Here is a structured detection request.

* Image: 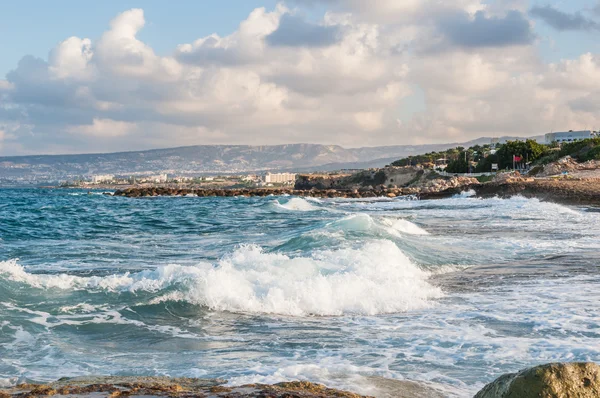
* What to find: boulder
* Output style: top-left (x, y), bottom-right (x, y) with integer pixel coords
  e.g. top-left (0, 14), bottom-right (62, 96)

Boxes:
top-left (475, 362), bottom-right (600, 398)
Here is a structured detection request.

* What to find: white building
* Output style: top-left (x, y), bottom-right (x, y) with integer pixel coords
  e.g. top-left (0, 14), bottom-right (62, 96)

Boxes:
top-left (545, 130), bottom-right (593, 144)
top-left (264, 172), bottom-right (296, 184)
top-left (91, 174), bottom-right (114, 184)
top-left (151, 174), bottom-right (168, 183)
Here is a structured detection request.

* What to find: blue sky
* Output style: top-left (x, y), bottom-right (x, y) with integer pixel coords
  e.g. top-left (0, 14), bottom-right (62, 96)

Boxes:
top-left (1, 0), bottom-right (599, 155)
top-left (0, 1), bottom-right (279, 77)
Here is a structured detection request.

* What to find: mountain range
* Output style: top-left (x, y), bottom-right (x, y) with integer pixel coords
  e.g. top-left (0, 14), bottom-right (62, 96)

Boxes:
top-left (0, 136), bottom-right (542, 183)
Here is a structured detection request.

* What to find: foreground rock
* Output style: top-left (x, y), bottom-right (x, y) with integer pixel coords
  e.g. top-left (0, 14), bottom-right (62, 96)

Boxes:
top-left (0, 376), bottom-right (371, 397)
top-left (475, 363), bottom-right (600, 398)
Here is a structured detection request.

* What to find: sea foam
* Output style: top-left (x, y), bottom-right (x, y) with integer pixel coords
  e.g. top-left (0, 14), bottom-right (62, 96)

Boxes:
top-left (329, 214), bottom-right (430, 236)
top-left (0, 241), bottom-right (442, 316)
top-left (274, 197), bottom-right (320, 212)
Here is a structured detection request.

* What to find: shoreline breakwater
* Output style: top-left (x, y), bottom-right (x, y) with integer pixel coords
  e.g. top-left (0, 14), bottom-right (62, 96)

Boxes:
top-left (111, 178), bottom-right (600, 206)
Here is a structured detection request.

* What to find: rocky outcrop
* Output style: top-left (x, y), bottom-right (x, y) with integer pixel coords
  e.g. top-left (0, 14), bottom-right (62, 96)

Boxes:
top-left (537, 156), bottom-right (600, 177)
top-left (0, 376), bottom-right (371, 398)
top-left (475, 362), bottom-right (600, 398)
top-left (413, 176), bottom-right (479, 192)
top-left (492, 171), bottom-right (533, 184)
top-left (108, 176), bottom-right (600, 205)
top-left (473, 179), bottom-right (600, 204)
top-left (295, 167), bottom-right (430, 191)
top-left (295, 173), bottom-right (354, 190)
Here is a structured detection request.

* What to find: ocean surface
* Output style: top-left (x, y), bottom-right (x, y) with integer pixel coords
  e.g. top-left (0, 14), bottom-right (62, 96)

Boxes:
top-left (0, 188), bottom-right (599, 397)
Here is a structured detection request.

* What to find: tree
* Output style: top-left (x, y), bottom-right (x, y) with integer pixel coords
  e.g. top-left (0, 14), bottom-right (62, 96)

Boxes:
top-left (494, 139), bottom-right (547, 169)
top-left (446, 153), bottom-right (469, 173)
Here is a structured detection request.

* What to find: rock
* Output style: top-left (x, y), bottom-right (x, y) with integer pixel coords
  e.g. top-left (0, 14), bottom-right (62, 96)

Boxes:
top-left (475, 362), bottom-right (600, 398)
top-left (0, 377), bottom-right (372, 398)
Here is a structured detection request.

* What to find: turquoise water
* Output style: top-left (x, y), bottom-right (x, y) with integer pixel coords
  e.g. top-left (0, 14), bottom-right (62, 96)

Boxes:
top-left (1, 189), bottom-right (599, 397)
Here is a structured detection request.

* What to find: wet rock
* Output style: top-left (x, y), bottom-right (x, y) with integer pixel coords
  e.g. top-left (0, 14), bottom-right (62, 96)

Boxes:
top-left (475, 362), bottom-right (600, 398)
top-left (0, 376), bottom-right (373, 398)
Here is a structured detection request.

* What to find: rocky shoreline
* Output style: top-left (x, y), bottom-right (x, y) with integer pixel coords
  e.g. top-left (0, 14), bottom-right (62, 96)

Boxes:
top-left (0, 377), bottom-right (369, 398)
top-left (112, 187), bottom-right (416, 199)
top-left (110, 177), bottom-right (600, 206)
top-left (2, 362), bottom-right (597, 397)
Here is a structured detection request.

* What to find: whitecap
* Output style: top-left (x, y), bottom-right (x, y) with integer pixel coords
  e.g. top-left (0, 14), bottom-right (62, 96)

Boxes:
top-left (0, 241), bottom-right (442, 317)
top-left (274, 197), bottom-right (320, 212)
top-left (381, 218), bottom-right (429, 236)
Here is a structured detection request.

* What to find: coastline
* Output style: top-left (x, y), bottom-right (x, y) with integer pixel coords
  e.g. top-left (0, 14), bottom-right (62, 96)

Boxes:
top-left (3, 362), bottom-right (598, 397)
top-left (0, 377), bottom-right (371, 398)
top-left (106, 178), bottom-right (600, 206)
top-left (420, 178), bottom-right (600, 206)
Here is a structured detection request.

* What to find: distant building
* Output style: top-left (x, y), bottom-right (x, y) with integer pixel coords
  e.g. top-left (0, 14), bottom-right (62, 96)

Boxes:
top-left (241, 174), bottom-right (259, 182)
top-left (91, 174), bottom-right (114, 184)
top-left (264, 172), bottom-right (296, 184)
top-left (545, 130), bottom-right (593, 144)
top-left (151, 174), bottom-right (168, 183)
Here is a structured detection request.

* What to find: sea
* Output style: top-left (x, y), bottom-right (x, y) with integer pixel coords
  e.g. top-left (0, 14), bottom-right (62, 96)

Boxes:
top-left (0, 188), bottom-right (599, 397)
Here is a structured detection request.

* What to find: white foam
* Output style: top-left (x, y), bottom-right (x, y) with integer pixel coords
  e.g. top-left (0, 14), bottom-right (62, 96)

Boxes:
top-left (59, 303), bottom-right (105, 313)
top-left (0, 241), bottom-right (441, 316)
top-left (275, 197), bottom-right (320, 212)
top-left (0, 378), bottom-right (17, 388)
top-left (329, 214), bottom-right (375, 232)
top-left (329, 214), bottom-right (429, 237)
top-left (453, 189), bottom-right (477, 198)
top-left (226, 362), bottom-right (382, 397)
top-left (382, 218), bottom-right (429, 236)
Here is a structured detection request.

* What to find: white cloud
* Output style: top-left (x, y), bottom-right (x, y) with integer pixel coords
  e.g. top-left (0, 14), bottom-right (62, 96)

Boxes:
top-left (1, 3), bottom-right (599, 155)
top-left (95, 9), bottom-right (182, 80)
top-left (49, 37), bottom-right (94, 80)
top-left (354, 111), bottom-right (383, 131)
top-left (67, 118), bottom-right (137, 137)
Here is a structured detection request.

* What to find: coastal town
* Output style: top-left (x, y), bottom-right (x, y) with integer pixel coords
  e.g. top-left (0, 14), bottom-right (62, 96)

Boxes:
top-left (34, 130), bottom-right (598, 206)
top-left (23, 130), bottom-right (590, 190)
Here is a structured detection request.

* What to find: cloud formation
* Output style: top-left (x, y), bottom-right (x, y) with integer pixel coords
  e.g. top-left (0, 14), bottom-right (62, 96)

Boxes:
top-left (266, 14), bottom-right (341, 47)
top-left (530, 5), bottom-right (600, 31)
top-left (438, 10), bottom-right (534, 48)
top-left (1, 2), bottom-right (599, 155)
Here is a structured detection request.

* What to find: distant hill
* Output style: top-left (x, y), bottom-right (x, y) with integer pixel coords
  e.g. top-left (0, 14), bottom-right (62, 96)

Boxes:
top-left (0, 136), bottom-right (543, 183)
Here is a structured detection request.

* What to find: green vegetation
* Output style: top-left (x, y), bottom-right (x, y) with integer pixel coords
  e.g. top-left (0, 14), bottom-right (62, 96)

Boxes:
top-left (558, 138), bottom-right (600, 161)
top-left (372, 170), bottom-right (387, 185)
top-left (391, 144), bottom-right (492, 168)
top-left (476, 175), bottom-right (495, 183)
top-left (391, 138), bottom-right (600, 174)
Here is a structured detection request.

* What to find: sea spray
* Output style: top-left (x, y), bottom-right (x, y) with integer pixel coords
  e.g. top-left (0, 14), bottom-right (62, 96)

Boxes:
top-left (0, 241), bottom-right (441, 316)
top-left (273, 197), bottom-right (321, 212)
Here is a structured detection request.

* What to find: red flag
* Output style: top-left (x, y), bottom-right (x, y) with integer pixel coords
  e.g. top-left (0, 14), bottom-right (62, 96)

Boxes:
top-left (513, 155), bottom-right (522, 162)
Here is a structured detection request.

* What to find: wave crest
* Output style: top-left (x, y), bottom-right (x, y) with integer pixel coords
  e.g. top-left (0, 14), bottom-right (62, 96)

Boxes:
top-left (0, 241), bottom-right (441, 316)
top-left (274, 197), bottom-right (321, 212)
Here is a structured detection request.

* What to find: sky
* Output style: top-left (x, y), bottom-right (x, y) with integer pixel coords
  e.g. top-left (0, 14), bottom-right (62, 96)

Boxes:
top-left (1, 0), bottom-right (600, 155)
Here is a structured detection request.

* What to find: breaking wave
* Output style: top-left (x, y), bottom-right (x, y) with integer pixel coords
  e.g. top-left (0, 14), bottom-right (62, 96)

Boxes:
top-left (328, 214), bottom-right (429, 236)
top-left (273, 197), bottom-right (321, 212)
top-left (0, 241), bottom-right (442, 316)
